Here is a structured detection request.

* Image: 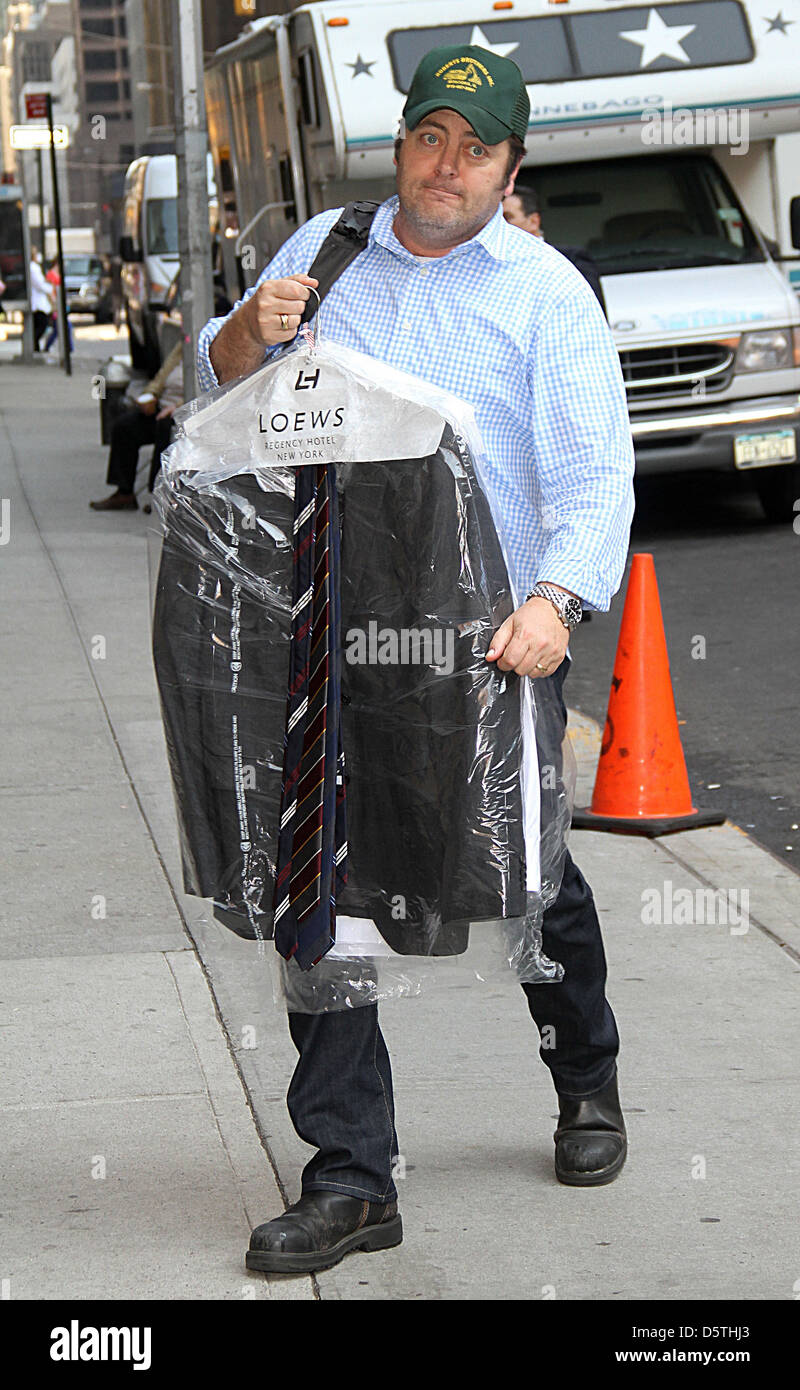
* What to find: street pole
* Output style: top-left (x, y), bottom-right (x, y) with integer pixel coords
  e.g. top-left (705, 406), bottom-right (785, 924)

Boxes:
top-left (45, 93), bottom-right (70, 377)
top-left (18, 155), bottom-right (36, 362)
top-left (170, 0), bottom-right (213, 400)
top-left (36, 147), bottom-right (45, 256)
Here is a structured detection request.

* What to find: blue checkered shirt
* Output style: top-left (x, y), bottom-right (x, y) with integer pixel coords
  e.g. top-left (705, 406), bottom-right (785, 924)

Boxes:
top-left (197, 197), bottom-right (634, 609)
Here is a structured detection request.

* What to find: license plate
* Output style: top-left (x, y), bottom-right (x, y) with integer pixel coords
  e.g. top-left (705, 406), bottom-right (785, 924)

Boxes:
top-left (733, 429), bottom-right (797, 468)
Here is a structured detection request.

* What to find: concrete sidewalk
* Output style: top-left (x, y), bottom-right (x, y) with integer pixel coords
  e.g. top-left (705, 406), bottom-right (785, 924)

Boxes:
top-left (0, 359), bottom-right (313, 1301)
top-left (1, 360), bottom-right (798, 1301)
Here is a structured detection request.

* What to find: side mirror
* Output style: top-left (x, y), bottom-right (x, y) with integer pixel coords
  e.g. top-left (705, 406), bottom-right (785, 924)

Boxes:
top-left (790, 196), bottom-right (800, 252)
top-left (119, 235), bottom-right (137, 263)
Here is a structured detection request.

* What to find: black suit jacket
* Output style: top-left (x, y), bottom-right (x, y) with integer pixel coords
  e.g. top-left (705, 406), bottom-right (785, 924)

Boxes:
top-left (555, 244), bottom-right (607, 317)
top-left (152, 424), bottom-right (527, 958)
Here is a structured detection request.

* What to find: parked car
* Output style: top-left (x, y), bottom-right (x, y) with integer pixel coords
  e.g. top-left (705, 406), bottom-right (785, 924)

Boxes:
top-left (63, 253), bottom-right (114, 323)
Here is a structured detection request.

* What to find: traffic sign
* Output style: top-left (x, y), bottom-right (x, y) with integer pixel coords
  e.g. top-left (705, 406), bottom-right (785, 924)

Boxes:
top-left (24, 92), bottom-right (48, 120)
top-left (10, 124), bottom-right (70, 149)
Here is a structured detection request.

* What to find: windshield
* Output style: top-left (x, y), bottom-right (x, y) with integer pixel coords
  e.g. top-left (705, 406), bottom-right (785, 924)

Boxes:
top-left (64, 256), bottom-right (102, 277)
top-left (520, 155), bottom-right (764, 274)
top-left (145, 197), bottom-right (179, 257)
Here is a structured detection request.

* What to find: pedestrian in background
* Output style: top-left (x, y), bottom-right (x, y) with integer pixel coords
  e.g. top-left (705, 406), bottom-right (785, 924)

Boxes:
top-left (503, 182), bottom-right (607, 314)
top-left (43, 257), bottom-right (74, 355)
top-left (29, 246), bottom-right (53, 350)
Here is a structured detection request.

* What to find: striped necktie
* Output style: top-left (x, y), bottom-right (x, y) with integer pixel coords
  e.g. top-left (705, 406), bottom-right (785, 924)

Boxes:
top-left (273, 464), bottom-right (347, 969)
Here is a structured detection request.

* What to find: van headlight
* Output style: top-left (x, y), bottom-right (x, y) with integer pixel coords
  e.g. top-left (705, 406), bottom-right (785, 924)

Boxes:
top-left (735, 328), bottom-right (798, 372)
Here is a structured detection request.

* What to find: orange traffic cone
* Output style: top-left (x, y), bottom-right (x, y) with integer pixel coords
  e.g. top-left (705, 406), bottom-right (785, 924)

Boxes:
top-left (572, 553), bottom-right (725, 835)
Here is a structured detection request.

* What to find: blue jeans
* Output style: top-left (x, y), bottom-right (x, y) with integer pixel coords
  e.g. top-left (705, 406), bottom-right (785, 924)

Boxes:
top-left (288, 1006), bottom-right (401, 1203)
top-left (43, 314), bottom-right (74, 352)
top-left (285, 659), bottom-right (619, 1202)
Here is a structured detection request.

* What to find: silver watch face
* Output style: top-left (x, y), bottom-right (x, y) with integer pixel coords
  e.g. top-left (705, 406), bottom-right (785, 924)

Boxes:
top-left (563, 596), bottom-right (582, 628)
top-left (534, 585), bottom-right (582, 628)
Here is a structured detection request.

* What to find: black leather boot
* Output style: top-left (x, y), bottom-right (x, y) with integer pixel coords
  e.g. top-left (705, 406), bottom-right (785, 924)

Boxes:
top-left (246, 1191), bottom-right (403, 1275)
top-left (554, 1071), bottom-right (627, 1186)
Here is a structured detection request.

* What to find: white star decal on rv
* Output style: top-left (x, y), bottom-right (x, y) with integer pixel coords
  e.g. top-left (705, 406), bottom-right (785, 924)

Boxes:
top-left (468, 25), bottom-right (520, 58)
top-left (619, 9), bottom-right (696, 67)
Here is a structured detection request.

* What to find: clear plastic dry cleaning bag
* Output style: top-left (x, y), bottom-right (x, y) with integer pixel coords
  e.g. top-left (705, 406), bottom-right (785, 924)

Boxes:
top-left (151, 335), bottom-right (573, 1011)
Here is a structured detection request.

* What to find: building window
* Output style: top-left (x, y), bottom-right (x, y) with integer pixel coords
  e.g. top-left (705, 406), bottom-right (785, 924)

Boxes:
top-left (84, 50), bottom-right (118, 71)
top-left (23, 43), bottom-right (52, 83)
top-left (85, 81), bottom-right (124, 103)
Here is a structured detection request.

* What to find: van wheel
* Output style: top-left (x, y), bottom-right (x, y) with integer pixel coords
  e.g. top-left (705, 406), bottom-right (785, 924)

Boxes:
top-left (127, 311), bottom-right (151, 372)
top-left (753, 462), bottom-right (800, 524)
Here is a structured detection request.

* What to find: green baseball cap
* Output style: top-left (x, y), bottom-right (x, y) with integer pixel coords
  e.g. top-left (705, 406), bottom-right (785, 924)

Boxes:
top-left (402, 44), bottom-right (530, 146)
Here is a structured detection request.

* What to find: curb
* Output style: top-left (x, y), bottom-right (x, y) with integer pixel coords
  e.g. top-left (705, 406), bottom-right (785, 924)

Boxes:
top-left (567, 707), bottom-right (800, 961)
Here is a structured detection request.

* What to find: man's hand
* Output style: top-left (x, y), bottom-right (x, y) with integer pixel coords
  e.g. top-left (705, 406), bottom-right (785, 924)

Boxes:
top-left (156, 404), bottom-right (176, 420)
top-left (210, 273), bottom-right (319, 384)
top-left (243, 273), bottom-right (320, 346)
top-left (486, 597), bottom-right (569, 679)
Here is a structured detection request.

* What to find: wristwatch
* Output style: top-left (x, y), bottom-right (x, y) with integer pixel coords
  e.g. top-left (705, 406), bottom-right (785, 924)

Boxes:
top-left (526, 582), bottom-right (583, 631)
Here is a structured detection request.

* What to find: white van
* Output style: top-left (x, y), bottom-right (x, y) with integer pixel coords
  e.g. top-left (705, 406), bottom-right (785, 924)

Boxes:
top-left (120, 154), bottom-right (179, 372)
top-left (205, 0), bottom-right (800, 521)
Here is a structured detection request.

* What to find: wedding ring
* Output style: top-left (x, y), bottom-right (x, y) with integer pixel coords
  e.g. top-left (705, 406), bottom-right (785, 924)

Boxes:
top-left (535, 662), bottom-right (549, 672)
top-left (279, 313), bottom-right (289, 330)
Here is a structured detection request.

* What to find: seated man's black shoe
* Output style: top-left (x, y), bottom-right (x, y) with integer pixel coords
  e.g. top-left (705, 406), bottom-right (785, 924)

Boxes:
top-left (89, 491), bottom-right (137, 511)
top-left (246, 1191), bottom-right (402, 1275)
top-left (554, 1071), bottom-right (627, 1187)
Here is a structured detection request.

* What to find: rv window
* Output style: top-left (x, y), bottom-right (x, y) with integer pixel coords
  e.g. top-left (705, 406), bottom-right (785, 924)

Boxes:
top-left (298, 49), bottom-right (320, 128)
top-left (279, 158), bottom-right (296, 223)
top-left (387, 1), bottom-right (753, 90)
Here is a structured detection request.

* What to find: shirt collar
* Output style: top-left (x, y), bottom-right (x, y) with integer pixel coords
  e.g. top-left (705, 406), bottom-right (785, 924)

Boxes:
top-left (370, 195), bottom-right (528, 266)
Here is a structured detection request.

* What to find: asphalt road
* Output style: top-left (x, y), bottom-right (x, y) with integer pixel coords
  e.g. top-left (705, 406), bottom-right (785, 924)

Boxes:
top-left (567, 466), bottom-right (800, 868)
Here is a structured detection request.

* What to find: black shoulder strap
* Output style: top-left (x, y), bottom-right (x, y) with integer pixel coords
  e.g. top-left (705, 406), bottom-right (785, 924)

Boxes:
top-left (300, 200), bottom-right (380, 324)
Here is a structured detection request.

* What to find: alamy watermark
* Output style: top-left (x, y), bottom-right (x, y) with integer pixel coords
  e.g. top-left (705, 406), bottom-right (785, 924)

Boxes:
top-left (641, 102), bottom-right (749, 155)
top-left (345, 622), bottom-right (454, 675)
top-left (641, 879), bottom-right (749, 934)
top-left (50, 1322), bottom-right (151, 1370)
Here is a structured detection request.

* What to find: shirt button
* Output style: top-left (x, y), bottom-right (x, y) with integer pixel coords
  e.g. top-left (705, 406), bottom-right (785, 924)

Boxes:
top-left (402, 320), bottom-right (412, 331)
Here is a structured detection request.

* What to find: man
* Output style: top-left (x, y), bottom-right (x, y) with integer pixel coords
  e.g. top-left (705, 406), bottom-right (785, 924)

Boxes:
top-left (29, 246), bottom-right (54, 351)
top-left (43, 257), bottom-right (74, 355)
top-left (503, 182), bottom-right (606, 312)
top-left (196, 44), bottom-right (634, 1274)
top-left (90, 341), bottom-right (183, 510)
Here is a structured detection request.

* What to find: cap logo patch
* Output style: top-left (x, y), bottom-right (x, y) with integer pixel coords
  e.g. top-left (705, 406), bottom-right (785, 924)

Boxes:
top-left (435, 56), bottom-right (494, 94)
